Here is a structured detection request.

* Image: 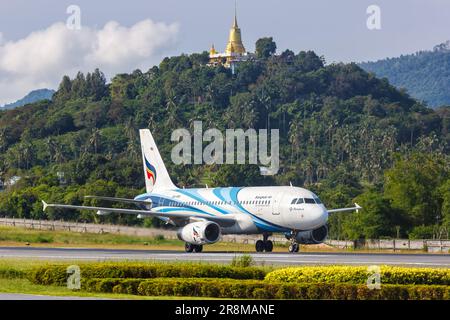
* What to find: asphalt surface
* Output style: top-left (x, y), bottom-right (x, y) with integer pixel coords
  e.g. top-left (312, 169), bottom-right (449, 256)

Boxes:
top-left (0, 293), bottom-right (109, 300)
top-left (0, 247), bottom-right (449, 267)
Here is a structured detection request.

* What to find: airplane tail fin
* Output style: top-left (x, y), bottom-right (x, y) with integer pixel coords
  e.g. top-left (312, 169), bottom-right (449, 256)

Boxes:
top-left (139, 129), bottom-right (177, 192)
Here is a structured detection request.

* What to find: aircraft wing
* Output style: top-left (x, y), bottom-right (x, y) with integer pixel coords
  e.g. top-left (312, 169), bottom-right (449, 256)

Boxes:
top-left (41, 200), bottom-right (236, 227)
top-left (327, 203), bottom-right (362, 213)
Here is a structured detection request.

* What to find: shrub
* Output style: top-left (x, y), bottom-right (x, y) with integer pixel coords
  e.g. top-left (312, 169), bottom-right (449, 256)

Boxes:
top-left (0, 267), bottom-right (26, 279)
top-left (231, 254), bottom-right (254, 268)
top-left (265, 266), bottom-right (450, 285)
top-left (28, 262), bottom-right (266, 285)
top-left (82, 277), bottom-right (450, 300)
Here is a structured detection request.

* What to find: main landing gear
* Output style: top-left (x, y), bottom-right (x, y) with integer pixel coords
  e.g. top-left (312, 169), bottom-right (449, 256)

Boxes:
top-left (288, 230), bottom-right (300, 253)
top-left (255, 233), bottom-right (273, 252)
top-left (185, 242), bottom-right (203, 253)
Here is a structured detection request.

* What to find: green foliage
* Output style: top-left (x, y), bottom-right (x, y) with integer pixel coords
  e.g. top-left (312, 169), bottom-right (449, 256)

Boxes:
top-left (255, 37), bottom-right (277, 58)
top-left (408, 225), bottom-right (436, 240)
top-left (211, 164), bottom-right (273, 187)
top-left (82, 277), bottom-right (450, 300)
top-left (265, 266), bottom-right (450, 285)
top-left (360, 43), bottom-right (450, 107)
top-left (0, 267), bottom-right (27, 279)
top-left (0, 225), bottom-right (180, 246)
top-left (341, 190), bottom-right (395, 239)
top-left (0, 47), bottom-right (448, 236)
top-left (25, 262), bottom-right (450, 299)
top-left (384, 153), bottom-right (448, 229)
top-left (28, 263), bottom-right (266, 286)
top-left (231, 254), bottom-right (254, 267)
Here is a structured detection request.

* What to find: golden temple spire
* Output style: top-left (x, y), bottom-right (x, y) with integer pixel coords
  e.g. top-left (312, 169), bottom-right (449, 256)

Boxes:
top-left (226, 1), bottom-right (246, 55)
top-left (233, 1), bottom-right (238, 28)
top-left (210, 44), bottom-right (217, 56)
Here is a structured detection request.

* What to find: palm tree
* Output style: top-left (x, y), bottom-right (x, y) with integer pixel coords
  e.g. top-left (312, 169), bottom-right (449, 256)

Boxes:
top-left (288, 118), bottom-right (303, 164)
top-left (125, 118), bottom-right (139, 160)
top-left (0, 128), bottom-right (7, 153)
top-left (165, 92), bottom-right (182, 128)
top-left (46, 137), bottom-right (56, 163)
top-left (89, 128), bottom-right (101, 154)
top-left (53, 143), bottom-right (66, 164)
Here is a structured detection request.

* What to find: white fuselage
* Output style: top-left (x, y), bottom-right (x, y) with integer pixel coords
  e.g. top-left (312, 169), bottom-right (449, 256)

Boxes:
top-left (135, 186), bottom-right (328, 235)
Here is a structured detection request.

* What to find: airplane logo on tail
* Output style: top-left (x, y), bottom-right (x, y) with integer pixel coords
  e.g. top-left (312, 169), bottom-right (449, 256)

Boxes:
top-left (144, 156), bottom-right (157, 184)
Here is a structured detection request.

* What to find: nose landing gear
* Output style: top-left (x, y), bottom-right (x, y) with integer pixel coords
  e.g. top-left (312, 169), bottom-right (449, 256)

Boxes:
top-left (288, 243), bottom-right (299, 253)
top-left (185, 242), bottom-right (203, 253)
top-left (287, 230), bottom-right (300, 253)
top-left (255, 233), bottom-right (273, 252)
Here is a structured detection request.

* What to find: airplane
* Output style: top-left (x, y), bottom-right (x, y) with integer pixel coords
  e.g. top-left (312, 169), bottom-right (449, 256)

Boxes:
top-left (42, 129), bottom-right (361, 253)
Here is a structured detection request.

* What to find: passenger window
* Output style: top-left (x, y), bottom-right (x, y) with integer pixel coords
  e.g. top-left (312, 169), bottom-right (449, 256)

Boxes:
top-left (291, 198), bottom-right (297, 204)
top-left (296, 198), bottom-right (304, 204)
top-left (304, 198), bottom-right (315, 204)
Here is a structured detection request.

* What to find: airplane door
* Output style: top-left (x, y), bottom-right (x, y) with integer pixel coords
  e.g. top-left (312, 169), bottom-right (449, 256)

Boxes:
top-left (272, 193), bottom-right (283, 215)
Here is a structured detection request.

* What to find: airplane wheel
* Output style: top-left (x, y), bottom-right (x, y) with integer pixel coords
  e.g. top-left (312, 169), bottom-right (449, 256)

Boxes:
top-left (264, 240), bottom-right (273, 252)
top-left (185, 243), bottom-right (194, 253)
top-left (193, 245), bottom-right (203, 253)
top-left (255, 240), bottom-right (265, 252)
top-left (288, 243), bottom-right (298, 253)
top-left (295, 244), bottom-right (300, 252)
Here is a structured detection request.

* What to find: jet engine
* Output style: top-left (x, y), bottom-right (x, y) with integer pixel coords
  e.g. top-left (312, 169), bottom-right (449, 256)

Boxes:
top-left (177, 221), bottom-right (221, 245)
top-left (294, 225), bottom-right (328, 244)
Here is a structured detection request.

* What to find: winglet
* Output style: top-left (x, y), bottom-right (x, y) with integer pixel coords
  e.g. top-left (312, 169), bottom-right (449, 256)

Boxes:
top-left (355, 203), bottom-right (362, 213)
top-left (42, 200), bottom-right (48, 211)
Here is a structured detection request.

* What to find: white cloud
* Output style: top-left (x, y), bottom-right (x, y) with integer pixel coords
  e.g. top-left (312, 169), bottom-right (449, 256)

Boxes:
top-left (0, 20), bottom-right (179, 105)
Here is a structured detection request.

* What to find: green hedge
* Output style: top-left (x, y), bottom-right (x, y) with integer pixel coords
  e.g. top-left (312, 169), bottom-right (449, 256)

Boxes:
top-left (82, 277), bottom-right (450, 300)
top-left (0, 267), bottom-right (26, 279)
top-left (29, 263), bottom-right (266, 285)
top-left (265, 266), bottom-right (450, 285)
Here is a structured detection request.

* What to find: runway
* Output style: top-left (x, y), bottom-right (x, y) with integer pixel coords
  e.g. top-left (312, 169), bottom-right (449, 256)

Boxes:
top-left (1, 247), bottom-right (449, 267)
top-left (0, 293), bottom-right (109, 300)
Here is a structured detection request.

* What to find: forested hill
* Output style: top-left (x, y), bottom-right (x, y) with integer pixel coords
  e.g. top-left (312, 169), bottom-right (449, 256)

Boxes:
top-left (1, 89), bottom-right (55, 110)
top-left (360, 42), bottom-right (450, 108)
top-left (0, 44), bottom-right (448, 240)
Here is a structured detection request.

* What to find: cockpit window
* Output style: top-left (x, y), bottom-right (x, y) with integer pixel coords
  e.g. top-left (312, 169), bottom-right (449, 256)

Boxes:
top-left (291, 198), bottom-right (297, 204)
top-left (296, 198), bottom-right (304, 204)
top-left (314, 197), bottom-right (322, 204)
top-left (304, 198), bottom-right (316, 204)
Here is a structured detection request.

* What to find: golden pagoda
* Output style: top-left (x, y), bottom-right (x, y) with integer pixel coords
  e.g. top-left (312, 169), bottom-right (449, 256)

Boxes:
top-left (225, 13), bottom-right (246, 55)
top-left (208, 6), bottom-right (252, 68)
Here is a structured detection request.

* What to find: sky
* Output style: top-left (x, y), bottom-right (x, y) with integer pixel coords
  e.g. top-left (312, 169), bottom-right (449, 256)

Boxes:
top-left (0, 0), bottom-right (449, 105)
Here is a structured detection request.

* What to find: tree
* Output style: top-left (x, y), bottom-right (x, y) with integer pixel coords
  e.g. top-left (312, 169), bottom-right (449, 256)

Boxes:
top-left (341, 190), bottom-right (395, 239)
top-left (54, 75), bottom-right (72, 101)
top-left (87, 68), bottom-right (108, 101)
top-left (384, 153), bottom-right (448, 227)
top-left (255, 37), bottom-right (277, 59)
top-left (211, 165), bottom-right (273, 187)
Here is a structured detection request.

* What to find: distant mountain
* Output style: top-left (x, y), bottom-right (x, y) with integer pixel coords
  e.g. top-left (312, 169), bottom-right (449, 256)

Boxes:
top-left (360, 41), bottom-right (450, 108)
top-left (1, 88), bottom-right (55, 110)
